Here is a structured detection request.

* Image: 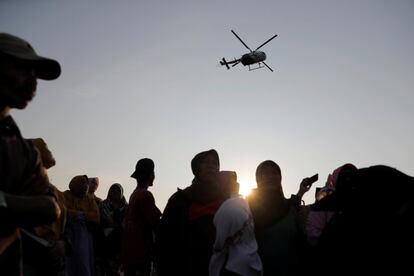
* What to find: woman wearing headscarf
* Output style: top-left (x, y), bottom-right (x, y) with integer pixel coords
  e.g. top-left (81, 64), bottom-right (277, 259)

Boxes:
top-left (312, 165), bottom-right (414, 276)
top-left (100, 183), bottom-right (128, 276)
top-left (246, 161), bottom-right (311, 276)
top-left (306, 163), bottom-right (357, 246)
top-left (156, 149), bottom-right (225, 276)
top-left (63, 175), bottom-right (100, 276)
top-left (210, 171), bottom-right (262, 276)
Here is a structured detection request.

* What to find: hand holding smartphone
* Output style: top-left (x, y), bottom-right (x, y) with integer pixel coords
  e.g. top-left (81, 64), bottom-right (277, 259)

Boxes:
top-left (308, 173), bottom-right (319, 185)
top-left (302, 173), bottom-right (318, 188)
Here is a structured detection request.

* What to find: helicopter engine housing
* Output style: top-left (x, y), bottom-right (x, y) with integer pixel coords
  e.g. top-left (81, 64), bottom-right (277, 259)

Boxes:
top-left (241, 51), bottom-right (266, 66)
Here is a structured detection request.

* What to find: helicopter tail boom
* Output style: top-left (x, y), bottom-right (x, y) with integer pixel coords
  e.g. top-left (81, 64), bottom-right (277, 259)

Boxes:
top-left (220, 57), bottom-right (241, 70)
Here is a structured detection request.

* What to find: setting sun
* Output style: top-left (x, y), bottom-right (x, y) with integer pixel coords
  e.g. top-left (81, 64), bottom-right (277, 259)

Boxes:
top-left (238, 179), bottom-right (256, 198)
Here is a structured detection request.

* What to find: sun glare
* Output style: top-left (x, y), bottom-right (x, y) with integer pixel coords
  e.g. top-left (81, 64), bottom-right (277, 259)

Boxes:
top-left (238, 179), bottom-right (256, 198)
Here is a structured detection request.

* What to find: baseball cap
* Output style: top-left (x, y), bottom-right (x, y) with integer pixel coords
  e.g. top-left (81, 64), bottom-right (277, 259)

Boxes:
top-left (0, 33), bottom-right (61, 80)
top-left (131, 158), bottom-right (154, 179)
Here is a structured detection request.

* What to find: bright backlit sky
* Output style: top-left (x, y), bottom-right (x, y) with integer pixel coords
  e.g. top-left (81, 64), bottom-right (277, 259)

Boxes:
top-left (1, 0), bottom-right (413, 210)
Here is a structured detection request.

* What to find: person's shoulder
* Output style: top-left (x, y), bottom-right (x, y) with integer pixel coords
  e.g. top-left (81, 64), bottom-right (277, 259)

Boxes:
top-left (131, 188), bottom-right (155, 201)
top-left (246, 188), bottom-right (261, 207)
top-left (95, 196), bottom-right (103, 204)
top-left (62, 190), bottom-right (72, 200)
top-left (288, 194), bottom-right (302, 209)
top-left (0, 116), bottom-right (21, 137)
top-left (136, 188), bottom-right (153, 195)
top-left (164, 187), bottom-right (191, 209)
top-left (169, 187), bottom-right (190, 201)
top-left (88, 194), bottom-right (100, 204)
top-left (161, 187), bottom-right (191, 218)
top-left (233, 196), bottom-right (249, 207)
top-left (142, 189), bottom-right (156, 200)
top-left (221, 197), bottom-right (249, 215)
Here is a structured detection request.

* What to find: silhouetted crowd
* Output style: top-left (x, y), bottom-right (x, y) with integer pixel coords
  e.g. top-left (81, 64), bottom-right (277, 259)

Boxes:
top-left (1, 33), bottom-right (413, 276)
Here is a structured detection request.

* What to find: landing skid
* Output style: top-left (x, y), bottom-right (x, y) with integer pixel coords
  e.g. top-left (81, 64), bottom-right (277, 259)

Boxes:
top-left (248, 62), bottom-right (274, 72)
top-left (248, 63), bottom-right (265, 71)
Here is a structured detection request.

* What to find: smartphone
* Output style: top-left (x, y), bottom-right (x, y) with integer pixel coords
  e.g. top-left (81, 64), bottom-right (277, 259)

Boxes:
top-left (308, 173), bottom-right (319, 185)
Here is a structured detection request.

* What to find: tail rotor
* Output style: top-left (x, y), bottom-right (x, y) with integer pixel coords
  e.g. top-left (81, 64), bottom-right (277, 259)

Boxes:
top-left (220, 58), bottom-right (230, 69)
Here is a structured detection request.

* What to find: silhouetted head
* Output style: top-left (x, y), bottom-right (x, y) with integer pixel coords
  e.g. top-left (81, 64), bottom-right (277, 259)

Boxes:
top-left (331, 163), bottom-right (357, 189)
top-left (256, 160), bottom-right (282, 191)
top-left (0, 33), bottom-right (60, 110)
top-left (69, 175), bottom-right (89, 198)
top-left (30, 137), bottom-right (56, 169)
top-left (315, 163), bottom-right (357, 201)
top-left (107, 183), bottom-right (124, 203)
top-left (88, 177), bottom-right (99, 194)
top-left (191, 149), bottom-right (220, 184)
top-left (218, 171), bottom-right (240, 197)
top-left (314, 165), bottom-right (414, 214)
top-left (336, 165), bottom-right (413, 212)
top-left (131, 158), bottom-right (155, 188)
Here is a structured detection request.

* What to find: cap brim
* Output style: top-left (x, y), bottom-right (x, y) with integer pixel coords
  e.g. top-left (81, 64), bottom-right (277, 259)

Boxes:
top-left (3, 51), bottom-right (61, 80)
top-left (0, 33), bottom-right (61, 80)
top-left (29, 57), bottom-right (61, 80)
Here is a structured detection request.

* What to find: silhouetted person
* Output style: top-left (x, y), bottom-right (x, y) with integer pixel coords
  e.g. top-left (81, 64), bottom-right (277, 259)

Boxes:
top-left (306, 164), bottom-right (357, 246)
top-left (0, 33), bottom-right (61, 275)
top-left (88, 177), bottom-right (103, 206)
top-left (22, 138), bottom-right (67, 276)
top-left (312, 165), bottom-right (414, 276)
top-left (210, 171), bottom-right (262, 276)
top-left (247, 160), bottom-right (310, 276)
top-left (63, 175), bottom-right (100, 276)
top-left (100, 183), bottom-right (127, 276)
top-left (156, 149), bottom-right (224, 276)
top-left (122, 158), bottom-right (161, 276)
top-left (86, 176), bottom-right (104, 275)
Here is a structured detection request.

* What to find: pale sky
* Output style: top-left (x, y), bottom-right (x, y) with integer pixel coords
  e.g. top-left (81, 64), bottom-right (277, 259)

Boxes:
top-left (1, 0), bottom-right (413, 210)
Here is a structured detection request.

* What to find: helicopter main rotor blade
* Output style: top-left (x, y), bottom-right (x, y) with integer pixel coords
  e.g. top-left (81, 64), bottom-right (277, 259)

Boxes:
top-left (255, 34), bottom-right (278, 51)
top-left (262, 61), bottom-right (274, 72)
top-left (231, 30), bottom-right (252, 52)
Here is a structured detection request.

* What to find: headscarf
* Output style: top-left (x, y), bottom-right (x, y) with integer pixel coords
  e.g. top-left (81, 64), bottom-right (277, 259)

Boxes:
top-left (218, 171), bottom-right (239, 197)
top-left (87, 177), bottom-right (99, 193)
top-left (191, 149), bottom-right (219, 177)
top-left (316, 163), bottom-right (357, 201)
top-left (331, 163), bottom-right (357, 188)
top-left (186, 149), bottom-right (222, 204)
top-left (107, 183), bottom-right (124, 199)
top-left (106, 183), bottom-right (127, 205)
top-left (68, 175), bottom-right (89, 198)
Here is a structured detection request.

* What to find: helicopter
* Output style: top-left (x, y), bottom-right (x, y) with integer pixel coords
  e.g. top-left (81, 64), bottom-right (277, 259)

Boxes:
top-left (220, 30), bottom-right (277, 72)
